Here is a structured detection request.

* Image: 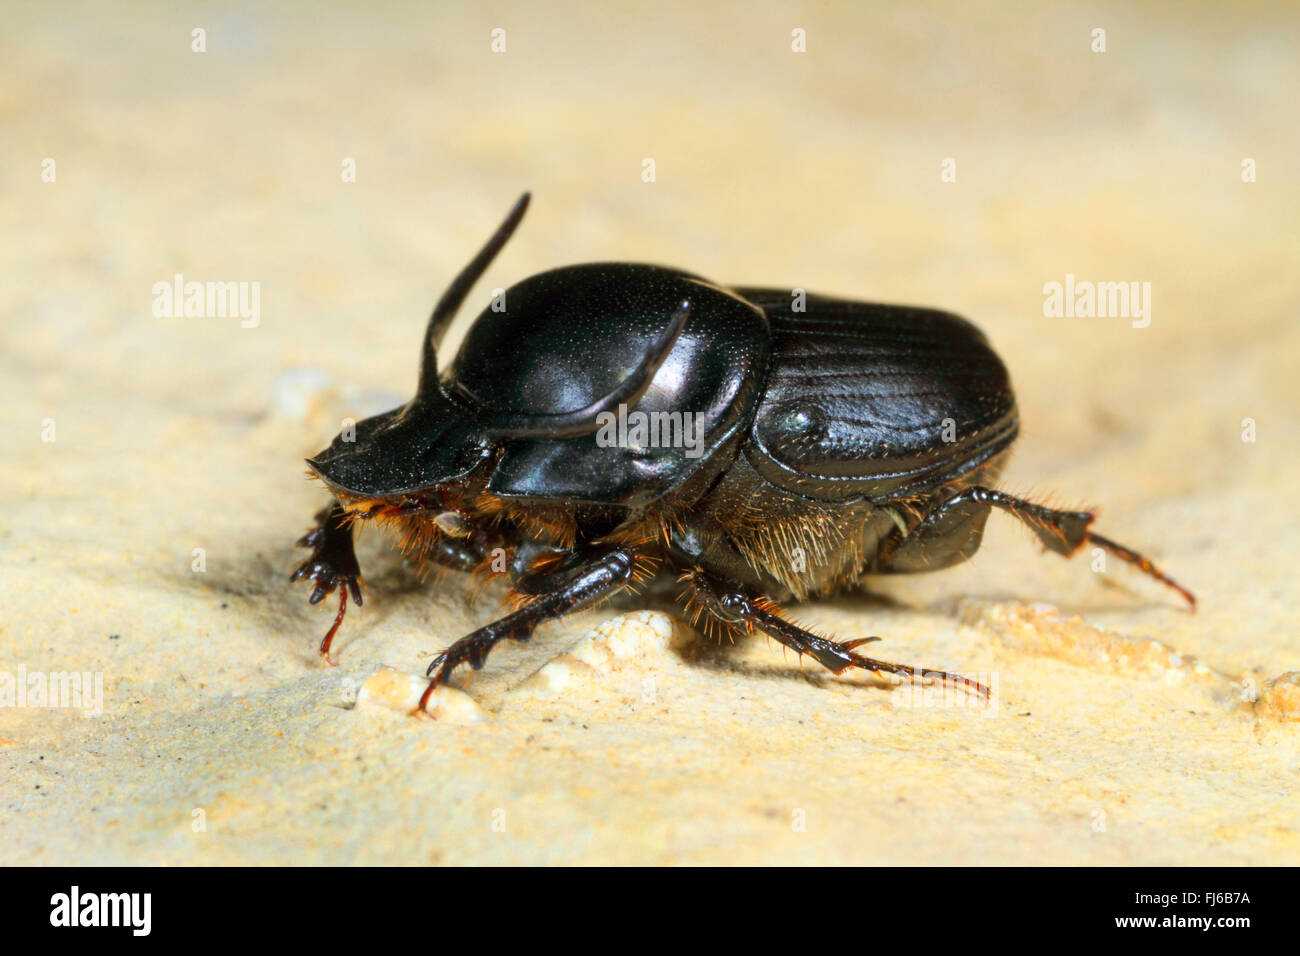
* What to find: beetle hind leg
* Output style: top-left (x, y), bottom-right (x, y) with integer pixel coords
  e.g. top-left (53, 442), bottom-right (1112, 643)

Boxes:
top-left (879, 486), bottom-right (1195, 608)
top-left (681, 570), bottom-right (988, 698)
top-left (1084, 529), bottom-right (1196, 609)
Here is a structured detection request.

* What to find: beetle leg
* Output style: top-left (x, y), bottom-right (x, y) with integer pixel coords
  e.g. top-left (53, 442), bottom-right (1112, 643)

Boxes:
top-left (881, 486), bottom-right (1195, 608)
top-left (508, 539), bottom-right (580, 595)
top-left (682, 570), bottom-right (988, 698)
top-left (416, 547), bottom-right (638, 712)
top-left (422, 533), bottom-right (490, 575)
top-left (291, 501), bottom-right (364, 665)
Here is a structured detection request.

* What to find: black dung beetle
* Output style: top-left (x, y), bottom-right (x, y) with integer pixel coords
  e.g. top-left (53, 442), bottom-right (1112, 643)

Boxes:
top-left (292, 193), bottom-right (1195, 712)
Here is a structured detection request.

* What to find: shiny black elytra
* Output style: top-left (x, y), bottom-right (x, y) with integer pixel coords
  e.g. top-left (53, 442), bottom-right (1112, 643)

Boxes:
top-left (292, 193), bottom-right (1195, 712)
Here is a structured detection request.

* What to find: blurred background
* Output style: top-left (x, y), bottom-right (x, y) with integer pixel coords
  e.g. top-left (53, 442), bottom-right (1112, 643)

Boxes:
top-left (2, 1), bottom-right (1298, 865)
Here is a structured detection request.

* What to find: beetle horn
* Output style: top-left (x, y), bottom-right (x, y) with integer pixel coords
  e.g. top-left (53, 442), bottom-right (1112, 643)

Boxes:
top-left (483, 299), bottom-right (692, 440)
top-left (418, 192), bottom-right (531, 395)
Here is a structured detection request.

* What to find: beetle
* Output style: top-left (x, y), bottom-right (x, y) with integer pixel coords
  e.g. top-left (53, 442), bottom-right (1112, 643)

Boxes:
top-left (292, 193), bottom-right (1195, 712)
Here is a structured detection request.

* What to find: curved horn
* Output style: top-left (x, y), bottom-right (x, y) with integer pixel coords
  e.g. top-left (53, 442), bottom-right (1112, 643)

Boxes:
top-left (419, 192), bottom-right (531, 391)
top-left (484, 299), bottom-right (692, 440)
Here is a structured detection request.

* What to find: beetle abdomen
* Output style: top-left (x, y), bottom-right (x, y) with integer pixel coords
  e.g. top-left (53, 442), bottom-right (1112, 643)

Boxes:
top-left (735, 289), bottom-right (1018, 502)
top-left (671, 447), bottom-right (907, 601)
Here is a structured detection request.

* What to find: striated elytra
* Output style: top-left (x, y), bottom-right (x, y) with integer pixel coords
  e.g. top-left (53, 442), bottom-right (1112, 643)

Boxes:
top-left (292, 193), bottom-right (1194, 712)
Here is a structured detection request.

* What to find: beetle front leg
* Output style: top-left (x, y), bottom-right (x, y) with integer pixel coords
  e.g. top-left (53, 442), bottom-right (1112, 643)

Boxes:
top-left (683, 570), bottom-right (988, 698)
top-left (291, 502), bottom-right (364, 665)
top-left (417, 547), bottom-right (638, 712)
top-left (880, 486), bottom-right (1196, 608)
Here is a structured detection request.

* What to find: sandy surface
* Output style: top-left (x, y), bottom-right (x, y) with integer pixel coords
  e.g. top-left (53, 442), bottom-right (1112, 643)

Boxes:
top-left (2, 1), bottom-right (1298, 865)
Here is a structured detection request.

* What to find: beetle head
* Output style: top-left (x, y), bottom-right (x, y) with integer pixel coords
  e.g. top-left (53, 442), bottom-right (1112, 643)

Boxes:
top-left (306, 195), bottom-right (534, 503)
top-left (306, 192), bottom-right (690, 506)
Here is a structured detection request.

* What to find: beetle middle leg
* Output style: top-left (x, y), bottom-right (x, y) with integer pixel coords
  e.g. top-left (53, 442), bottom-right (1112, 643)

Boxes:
top-left (417, 546), bottom-right (639, 712)
top-left (880, 486), bottom-right (1195, 607)
top-left (683, 570), bottom-right (989, 698)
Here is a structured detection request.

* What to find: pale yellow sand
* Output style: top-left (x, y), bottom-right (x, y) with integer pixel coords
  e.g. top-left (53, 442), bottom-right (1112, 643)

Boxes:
top-left (2, 1), bottom-right (1298, 865)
